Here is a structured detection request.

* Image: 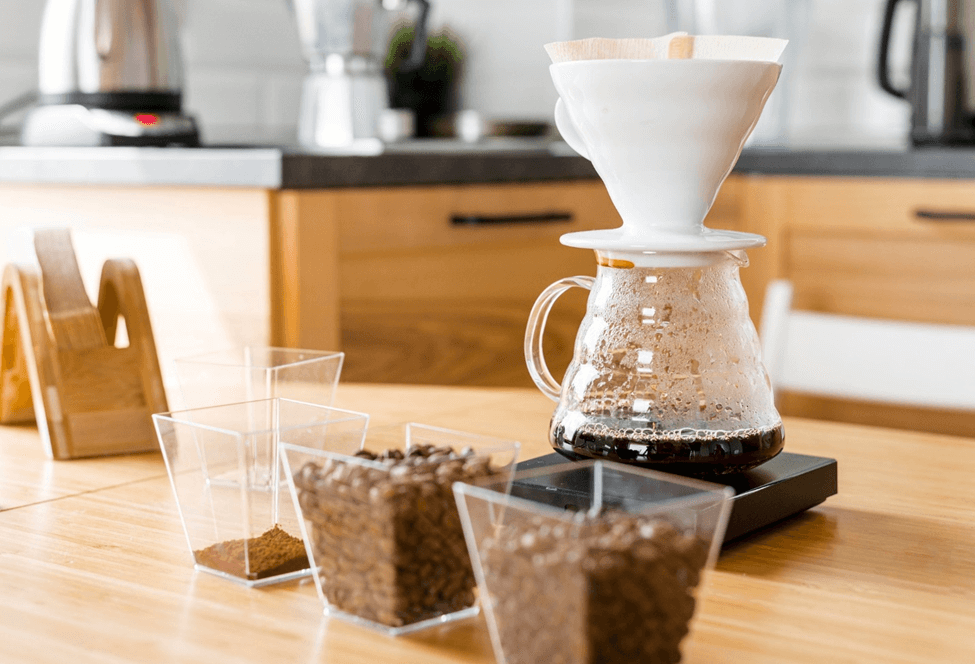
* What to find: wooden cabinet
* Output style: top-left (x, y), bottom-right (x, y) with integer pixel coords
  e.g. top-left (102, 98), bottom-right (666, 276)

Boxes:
top-left (3, 173), bottom-right (970, 435)
top-left (745, 176), bottom-right (975, 326)
top-left (739, 176), bottom-right (975, 436)
top-left (267, 175), bottom-right (761, 389)
top-left (270, 180), bottom-right (624, 387)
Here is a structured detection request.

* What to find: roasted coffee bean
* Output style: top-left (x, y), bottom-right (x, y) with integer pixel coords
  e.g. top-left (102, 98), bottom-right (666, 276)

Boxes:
top-left (294, 445), bottom-right (501, 628)
top-left (408, 444), bottom-right (435, 458)
top-left (480, 511), bottom-right (710, 664)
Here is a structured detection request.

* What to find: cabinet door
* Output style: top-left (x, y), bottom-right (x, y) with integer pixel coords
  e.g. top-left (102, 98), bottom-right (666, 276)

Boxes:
top-left (782, 177), bottom-right (975, 326)
top-left (748, 176), bottom-right (975, 437)
top-left (272, 178), bottom-right (748, 388)
top-left (337, 181), bottom-right (619, 387)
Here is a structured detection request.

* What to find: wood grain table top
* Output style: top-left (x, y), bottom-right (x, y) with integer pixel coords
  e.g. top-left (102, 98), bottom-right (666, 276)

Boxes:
top-left (0, 383), bottom-right (972, 664)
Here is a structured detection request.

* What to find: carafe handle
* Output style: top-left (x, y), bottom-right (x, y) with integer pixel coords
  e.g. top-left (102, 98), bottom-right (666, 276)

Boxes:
top-left (554, 98), bottom-right (590, 160)
top-left (525, 276), bottom-right (594, 402)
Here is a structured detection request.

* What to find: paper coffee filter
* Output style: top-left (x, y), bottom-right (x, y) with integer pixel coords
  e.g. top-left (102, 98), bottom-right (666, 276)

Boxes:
top-left (544, 33), bottom-right (787, 64)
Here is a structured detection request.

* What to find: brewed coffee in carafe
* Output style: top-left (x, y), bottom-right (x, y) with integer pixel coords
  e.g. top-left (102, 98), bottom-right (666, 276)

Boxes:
top-left (538, 252), bottom-right (782, 474)
top-left (526, 34), bottom-right (788, 475)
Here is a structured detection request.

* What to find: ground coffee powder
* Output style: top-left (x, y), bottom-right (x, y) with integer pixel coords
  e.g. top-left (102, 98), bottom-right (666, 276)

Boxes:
top-left (194, 524), bottom-right (308, 581)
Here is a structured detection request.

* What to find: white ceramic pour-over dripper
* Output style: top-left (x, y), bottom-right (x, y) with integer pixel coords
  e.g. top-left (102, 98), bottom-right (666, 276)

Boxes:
top-left (552, 58), bottom-right (781, 255)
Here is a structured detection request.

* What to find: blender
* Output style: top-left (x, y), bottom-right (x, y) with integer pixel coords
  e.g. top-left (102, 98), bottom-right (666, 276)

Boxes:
top-left (288, 0), bottom-right (430, 152)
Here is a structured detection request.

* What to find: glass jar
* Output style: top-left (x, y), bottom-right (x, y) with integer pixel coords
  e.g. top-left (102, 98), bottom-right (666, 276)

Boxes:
top-left (526, 250), bottom-right (783, 476)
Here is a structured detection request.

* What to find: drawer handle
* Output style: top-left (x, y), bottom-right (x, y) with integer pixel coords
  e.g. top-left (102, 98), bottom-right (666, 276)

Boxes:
top-left (451, 212), bottom-right (574, 226)
top-left (915, 209), bottom-right (975, 221)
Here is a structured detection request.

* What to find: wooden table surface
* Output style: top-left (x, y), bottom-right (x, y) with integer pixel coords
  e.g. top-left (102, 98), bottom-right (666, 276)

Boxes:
top-left (1, 383), bottom-right (972, 664)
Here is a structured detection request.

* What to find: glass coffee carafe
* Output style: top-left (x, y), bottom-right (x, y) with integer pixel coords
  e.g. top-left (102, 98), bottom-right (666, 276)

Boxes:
top-left (527, 35), bottom-right (788, 475)
top-left (526, 250), bottom-right (782, 476)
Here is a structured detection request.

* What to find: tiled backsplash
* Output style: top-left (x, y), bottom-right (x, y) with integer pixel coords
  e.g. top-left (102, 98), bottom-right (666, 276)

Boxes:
top-left (0, 0), bottom-right (912, 147)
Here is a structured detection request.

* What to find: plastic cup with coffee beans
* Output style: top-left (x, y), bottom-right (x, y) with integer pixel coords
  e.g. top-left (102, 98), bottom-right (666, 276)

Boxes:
top-left (153, 399), bottom-right (369, 588)
top-left (453, 460), bottom-right (733, 664)
top-left (281, 423), bottom-right (520, 636)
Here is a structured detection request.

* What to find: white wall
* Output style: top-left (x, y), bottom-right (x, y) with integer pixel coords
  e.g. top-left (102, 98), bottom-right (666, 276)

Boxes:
top-left (0, 0), bottom-right (913, 147)
top-left (784, 0), bottom-right (913, 147)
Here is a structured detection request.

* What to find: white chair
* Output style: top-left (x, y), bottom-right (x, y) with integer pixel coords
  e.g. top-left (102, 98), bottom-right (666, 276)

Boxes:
top-left (759, 279), bottom-right (975, 412)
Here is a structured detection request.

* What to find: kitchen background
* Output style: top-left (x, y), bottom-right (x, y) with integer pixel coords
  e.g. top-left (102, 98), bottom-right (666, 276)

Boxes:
top-left (0, 0), bottom-right (972, 443)
top-left (0, 0), bottom-right (914, 147)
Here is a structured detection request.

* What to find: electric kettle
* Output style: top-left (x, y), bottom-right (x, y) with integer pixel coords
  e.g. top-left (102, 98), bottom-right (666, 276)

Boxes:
top-left (879, 0), bottom-right (975, 145)
top-left (22, 0), bottom-right (198, 146)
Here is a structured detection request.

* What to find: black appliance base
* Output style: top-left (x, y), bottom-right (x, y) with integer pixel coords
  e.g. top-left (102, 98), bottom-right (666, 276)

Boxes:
top-left (512, 451), bottom-right (838, 544)
top-left (38, 91), bottom-right (183, 113)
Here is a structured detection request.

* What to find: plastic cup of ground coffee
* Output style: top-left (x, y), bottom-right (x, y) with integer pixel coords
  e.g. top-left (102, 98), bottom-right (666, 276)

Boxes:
top-left (153, 398), bottom-right (369, 588)
top-left (281, 423), bottom-right (521, 636)
top-left (453, 461), bottom-right (734, 664)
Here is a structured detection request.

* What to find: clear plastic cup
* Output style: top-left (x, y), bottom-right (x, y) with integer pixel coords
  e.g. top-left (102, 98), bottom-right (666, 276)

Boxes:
top-left (153, 398), bottom-right (368, 587)
top-left (282, 424), bottom-right (520, 635)
top-left (173, 346), bottom-right (344, 410)
top-left (453, 460), bottom-right (733, 664)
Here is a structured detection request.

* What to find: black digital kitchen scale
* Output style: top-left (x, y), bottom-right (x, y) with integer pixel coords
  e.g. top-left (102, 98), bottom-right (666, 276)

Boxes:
top-left (512, 451), bottom-right (837, 544)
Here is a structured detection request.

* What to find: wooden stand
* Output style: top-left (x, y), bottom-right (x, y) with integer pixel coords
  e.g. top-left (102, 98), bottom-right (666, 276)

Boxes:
top-left (0, 229), bottom-right (167, 459)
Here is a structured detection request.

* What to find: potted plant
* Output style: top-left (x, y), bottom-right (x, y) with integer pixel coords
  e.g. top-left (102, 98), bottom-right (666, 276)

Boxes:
top-left (386, 25), bottom-right (463, 137)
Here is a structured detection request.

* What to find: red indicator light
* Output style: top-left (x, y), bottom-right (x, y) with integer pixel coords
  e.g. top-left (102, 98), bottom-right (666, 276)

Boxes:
top-left (135, 113), bottom-right (159, 126)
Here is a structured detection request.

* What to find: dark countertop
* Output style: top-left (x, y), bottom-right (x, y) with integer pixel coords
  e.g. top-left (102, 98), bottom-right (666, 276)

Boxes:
top-left (282, 144), bottom-right (599, 188)
top-left (735, 146), bottom-right (975, 179)
top-left (3, 141), bottom-right (975, 189)
top-left (0, 140), bottom-right (598, 189)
